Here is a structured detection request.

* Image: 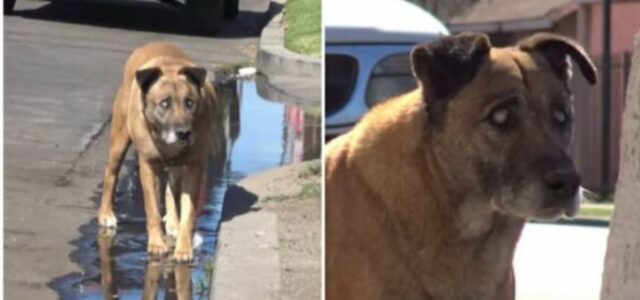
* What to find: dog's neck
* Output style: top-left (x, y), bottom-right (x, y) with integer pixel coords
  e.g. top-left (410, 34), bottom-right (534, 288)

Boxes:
top-left (349, 90), bottom-right (526, 298)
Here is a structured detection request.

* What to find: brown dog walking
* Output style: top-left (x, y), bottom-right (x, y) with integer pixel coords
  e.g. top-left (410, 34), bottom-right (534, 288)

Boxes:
top-left (98, 42), bottom-right (217, 262)
top-left (326, 33), bottom-right (596, 299)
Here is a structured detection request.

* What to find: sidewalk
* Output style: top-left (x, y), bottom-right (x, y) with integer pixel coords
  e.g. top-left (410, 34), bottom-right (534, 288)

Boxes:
top-left (212, 161), bottom-right (321, 300)
top-left (256, 0), bottom-right (322, 107)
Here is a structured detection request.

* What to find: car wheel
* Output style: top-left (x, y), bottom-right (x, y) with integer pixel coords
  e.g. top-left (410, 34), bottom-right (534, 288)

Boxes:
top-left (223, 0), bottom-right (239, 19)
top-left (187, 0), bottom-right (223, 35)
top-left (4, 0), bottom-right (16, 15)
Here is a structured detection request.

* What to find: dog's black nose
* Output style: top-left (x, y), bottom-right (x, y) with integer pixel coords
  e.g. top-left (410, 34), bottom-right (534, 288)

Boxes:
top-left (176, 130), bottom-right (191, 141)
top-left (544, 168), bottom-right (580, 199)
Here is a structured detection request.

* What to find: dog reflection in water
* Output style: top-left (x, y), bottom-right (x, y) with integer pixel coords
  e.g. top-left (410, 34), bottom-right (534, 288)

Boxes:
top-left (98, 228), bottom-right (193, 299)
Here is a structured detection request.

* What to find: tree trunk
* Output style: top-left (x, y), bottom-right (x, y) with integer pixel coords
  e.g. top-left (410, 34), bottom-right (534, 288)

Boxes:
top-left (600, 32), bottom-right (640, 300)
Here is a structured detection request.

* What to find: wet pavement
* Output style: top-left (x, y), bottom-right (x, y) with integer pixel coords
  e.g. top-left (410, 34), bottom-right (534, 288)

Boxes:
top-left (2, 1), bottom-right (301, 298)
top-left (47, 79), bottom-right (321, 299)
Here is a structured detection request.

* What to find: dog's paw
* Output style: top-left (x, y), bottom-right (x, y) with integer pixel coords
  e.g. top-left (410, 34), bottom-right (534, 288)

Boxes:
top-left (147, 239), bottom-right (169, 256)
top-left (173, 240), bottom-right (194, 262)
top-left (98, 210), bottom-right (118, 228)
top-left (163, 215), bottom-right (179, 238)
top-left (99, 226), bottom-right (116, 238)
top-left (173, 249), bottom-right (194, 262)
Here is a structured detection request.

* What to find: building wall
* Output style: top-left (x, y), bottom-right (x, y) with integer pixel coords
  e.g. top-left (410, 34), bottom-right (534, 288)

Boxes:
top-left (553, 10), bottom-right (578, 39)
top-left (488, 31), bottom-right (536, 47)
top-left (588, 1), bottom-right (640, 55)
top-left (574, 1), bottom-right (639, 192)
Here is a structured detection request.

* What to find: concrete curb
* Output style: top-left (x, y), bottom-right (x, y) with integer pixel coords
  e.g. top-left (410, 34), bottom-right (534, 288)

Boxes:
top-left (256, 74), bottom-right (322, 107)
top-left (256, 0), bottom-right (321, 80)
top-left (211, 162), bottom-right (320, 300)
top-left (212, 164), bottom-right (310, 300)
top-left (212, 206), bottom-right (281, 300)
top-left (211, 179), bottom-right (281, 300)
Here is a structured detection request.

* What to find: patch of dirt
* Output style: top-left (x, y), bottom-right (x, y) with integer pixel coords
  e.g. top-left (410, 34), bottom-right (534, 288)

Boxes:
top-left (240, 160), bottom-right (321, 299)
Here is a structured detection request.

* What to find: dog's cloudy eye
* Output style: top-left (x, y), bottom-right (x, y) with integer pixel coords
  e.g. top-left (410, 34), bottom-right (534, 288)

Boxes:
top-left (185, 98), bottom-right (194, 109)
top-left (490, 108), bottom-right (509, 126)
top-left (553, 109), bottom-right (567, 124)
top-left (159, 98), bottom-right (171, 109)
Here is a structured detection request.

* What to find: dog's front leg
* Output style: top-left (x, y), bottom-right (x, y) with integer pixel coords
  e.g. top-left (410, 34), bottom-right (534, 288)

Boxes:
top-left (98, 109), bottom-right (131, 227)
top-left (164, 170), bottom-right (181, 238)
top-left (173, 163), bottom-right (204, 262)
top-left (139, 160), bottom-right (168, 255)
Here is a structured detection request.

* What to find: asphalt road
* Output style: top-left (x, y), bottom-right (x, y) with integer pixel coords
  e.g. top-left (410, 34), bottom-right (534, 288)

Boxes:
top-left (3, 0), bottom-right (270, 298)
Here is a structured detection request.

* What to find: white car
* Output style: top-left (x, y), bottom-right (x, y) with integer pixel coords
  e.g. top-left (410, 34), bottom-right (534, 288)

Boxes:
top-left (325, 0), bottom-right (448, 137)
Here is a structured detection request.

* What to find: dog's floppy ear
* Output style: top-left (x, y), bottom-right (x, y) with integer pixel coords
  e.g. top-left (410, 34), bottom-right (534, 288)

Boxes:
top-left (135, 67), bottom-right (162, 96)
top-left (180, 66), bottom-right (207, 88)
top-left (412, 33), bottom-right (491, 100)
top-left (411, 33), bottom-right (491, 125)
top-left (518, 33), bottom-right (597, 85)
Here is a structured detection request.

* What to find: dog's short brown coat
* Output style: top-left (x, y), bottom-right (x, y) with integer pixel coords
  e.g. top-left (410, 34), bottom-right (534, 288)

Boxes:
top-left (98, 42), bottom-right (217, 261)
top-left (326, 33), bottom-right (596, 299)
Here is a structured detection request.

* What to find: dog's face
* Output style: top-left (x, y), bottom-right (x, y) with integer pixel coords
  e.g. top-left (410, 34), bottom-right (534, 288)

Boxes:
top-left (411, 33), bottom-right (597, 219)
top-left (135, 65), bottom-right (208, 151)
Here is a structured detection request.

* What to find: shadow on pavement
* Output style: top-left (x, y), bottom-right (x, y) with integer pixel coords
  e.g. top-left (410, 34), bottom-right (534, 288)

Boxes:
top-left (13, 0), bottom-right (274, 38)
top-left (221, 185), bottom-right (259, 222)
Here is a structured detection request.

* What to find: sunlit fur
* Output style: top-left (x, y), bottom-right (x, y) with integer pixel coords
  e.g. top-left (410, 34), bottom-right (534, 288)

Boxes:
top-left (326, 34), bottom-right (595, 299)
top-left (98, 42), bottom-right (218, 262)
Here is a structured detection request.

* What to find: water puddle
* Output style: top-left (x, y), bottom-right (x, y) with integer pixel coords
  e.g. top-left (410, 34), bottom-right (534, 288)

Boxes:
top-left (49, 78), bottom-right (321, 299)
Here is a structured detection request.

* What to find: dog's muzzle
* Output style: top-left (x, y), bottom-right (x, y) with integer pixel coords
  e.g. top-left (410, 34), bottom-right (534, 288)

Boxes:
top-left (542, 167), bottom-right (581, 217)
top-left (162, 127), bottom-right (193, 146)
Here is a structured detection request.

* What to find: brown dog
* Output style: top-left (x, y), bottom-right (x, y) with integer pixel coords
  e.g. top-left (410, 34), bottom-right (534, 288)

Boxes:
top-left (98, 42), bottom-right (217, 261)
top-left (326, 33), bottom-right (597, 299)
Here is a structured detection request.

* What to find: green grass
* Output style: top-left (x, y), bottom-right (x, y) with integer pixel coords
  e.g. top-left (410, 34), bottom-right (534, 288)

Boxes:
top-left (581, 188), bottom-right (614, 203)
top-left (577, 204), bottom-right (614, 220)
top-left (299, 182), bottom-right (321, 199)
top-left (299, 160), bottom-right (321, 178)
top-left (284, 0), bottom-right (321, 56)
top-left (304, 106), bottom-right (322, 117)
top-left (263, 161), bottom-right (321, 202)
top-left (264, 181), bottom-right (321, 202)
top-left (263, 194), bottom-right (293, 202)
top-left (575, 189), bottom-right (615, 221)
top-left (263, 180), bottom-right (321, 204)
top-left (195, 258), bottom-right (215, 295)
